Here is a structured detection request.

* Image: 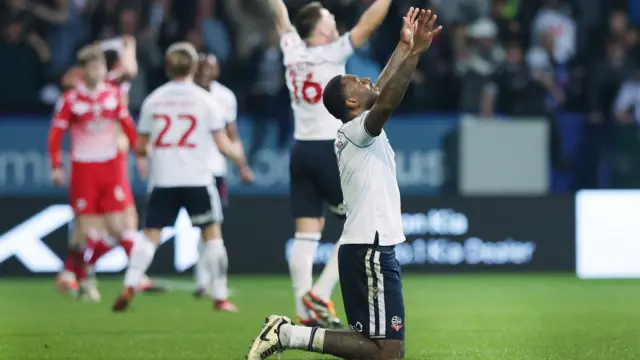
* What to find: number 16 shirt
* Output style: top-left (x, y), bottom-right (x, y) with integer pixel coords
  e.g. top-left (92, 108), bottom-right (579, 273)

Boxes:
top-left (138, 80), bottom-right (224, 187)
top-left (281, 30), bottom-right (355, 141)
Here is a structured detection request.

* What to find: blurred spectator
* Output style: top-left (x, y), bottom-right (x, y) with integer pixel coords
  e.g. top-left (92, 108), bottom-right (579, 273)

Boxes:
top-left (458, 18), bottom-right (505, 116)
top-left (589, 40), bottom-right (632, 124)
top-left (0, 14), bottom-right (49, 111)
top-left (432, 0), bottom-right (491, 25)
top-left (531, 0), bottom-right (576, 63)
top-left (494, 41), bottom-right (547, 116)
top-left (246, 29), bottom-right (290, 166)
top-left (199, 0), bottom-right (231, 64)
top-left (613, 60), bottom-right (640, 125)
top-left (224, 0), bottom-right (273, 60)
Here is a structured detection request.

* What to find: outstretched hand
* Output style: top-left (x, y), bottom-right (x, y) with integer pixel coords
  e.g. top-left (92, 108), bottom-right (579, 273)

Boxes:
top-left (399, 7), bottom-right (420, 50)
top-left (411, 9), bottom-right (442, 55)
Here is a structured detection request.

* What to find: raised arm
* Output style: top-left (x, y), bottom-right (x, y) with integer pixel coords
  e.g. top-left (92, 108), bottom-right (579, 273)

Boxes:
top-left (350, 0), bottom-right (392, 48)
top-left (375, 7), bottom-right (419, 91)
top-left (365, 9), bottom-right (442, 136)
top-left (268, 0), bottom-right (294, 36)
top-left (119, 36), bottom-right (138, 80)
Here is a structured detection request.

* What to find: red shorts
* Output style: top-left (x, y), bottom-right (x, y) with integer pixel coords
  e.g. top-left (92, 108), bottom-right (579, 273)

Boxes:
top-left (115, 151), bottom-right (135, 207)
top-left (69, 156), bottom-right (131, 215)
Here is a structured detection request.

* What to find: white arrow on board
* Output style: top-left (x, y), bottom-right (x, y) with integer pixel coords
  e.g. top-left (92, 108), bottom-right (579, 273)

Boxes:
top-left (0, 205), bottom-right (72, 272)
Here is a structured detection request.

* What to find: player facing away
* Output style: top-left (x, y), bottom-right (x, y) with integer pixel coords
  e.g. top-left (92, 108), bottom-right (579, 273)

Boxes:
top-left (48, 47), bottom-right (144, 302)
top-left (247, 8), bottom-right (442, 360)
top-left (192, 53), bottom-right (244, 305)
top-left (112, 42), bottom-right (253, 312)
top-left (267, 0), bottom-right (392, 329)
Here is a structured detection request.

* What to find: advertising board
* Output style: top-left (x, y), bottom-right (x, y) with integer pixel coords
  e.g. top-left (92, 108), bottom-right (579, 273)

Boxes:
top-left (0, 196), bottom-right (575, 276)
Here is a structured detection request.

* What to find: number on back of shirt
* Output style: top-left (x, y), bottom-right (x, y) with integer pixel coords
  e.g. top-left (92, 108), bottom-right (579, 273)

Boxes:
top-left (288, 67), bottom-right (322, 104)
top-left (152, 113), bottom-right (197, 148)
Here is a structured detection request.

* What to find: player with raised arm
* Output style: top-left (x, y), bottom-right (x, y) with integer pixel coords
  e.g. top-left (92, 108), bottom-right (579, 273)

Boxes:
top-left (48, 48), bottom-right (143, 302)
top-left (247, 8), bottom-right (441, 360)
top-left (192, 53), bottom-right (243, 309)
top-left (267, 0), bottom-right (392, 329)
top-left (112, 42), bottom-right (253, 312)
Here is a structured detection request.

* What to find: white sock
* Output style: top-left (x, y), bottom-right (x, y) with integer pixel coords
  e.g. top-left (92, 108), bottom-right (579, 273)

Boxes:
top-left (311, 241), bottom-right (341, 302)
top-left (203, 239), bottom-right (228, 300)
top-left (289, 233), bottom-right (321, 319)
top-left (195, 241), bottom-right (210, 291)
top-left (124, 235), bottom-right (156, 288)
top-left (278, 323), bottom-right (325, 352)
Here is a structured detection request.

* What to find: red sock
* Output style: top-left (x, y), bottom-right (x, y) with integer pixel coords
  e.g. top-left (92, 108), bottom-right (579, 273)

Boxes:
top-left (88, 239), bottom-right (114, 265)
top-left (62, 253), bottom-right (75, 273)
top-left (70, 249), bottom-right (87, 280)
top-left (119, 238), bottom-right (134, 257)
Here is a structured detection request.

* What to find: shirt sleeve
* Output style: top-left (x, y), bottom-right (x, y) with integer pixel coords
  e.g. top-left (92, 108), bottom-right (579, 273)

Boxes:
top-left (338, 112), bottom-right (376, 147)
top-left (137, 98), bottom-right (153, 135)
top-left (52, 94), bottom-right (72, 130)
top-left (280, 30), bottom-right (303, 53)
top-left (225, 93), bottom-right (238, 124)
top-left (206, 97), bottom-right (225, 131)
top-left (315, 33), bottom-right (355, 64)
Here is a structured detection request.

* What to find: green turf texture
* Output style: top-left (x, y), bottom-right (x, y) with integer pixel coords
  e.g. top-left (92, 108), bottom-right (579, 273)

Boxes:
top-left (0, 274), bottom-right (638, 360)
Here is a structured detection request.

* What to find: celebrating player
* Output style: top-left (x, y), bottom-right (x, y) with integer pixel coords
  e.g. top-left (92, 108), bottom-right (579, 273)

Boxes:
top-left (192, 53), bottom-right (242, 305)
top-left (48, 47), bottom-right (143, 301)
top-left (247, 8), bottom-right (441, 360)
top-left (112, 42), bottom-right (253, 312)
top-left (267, 0), bottom-right (391, 329)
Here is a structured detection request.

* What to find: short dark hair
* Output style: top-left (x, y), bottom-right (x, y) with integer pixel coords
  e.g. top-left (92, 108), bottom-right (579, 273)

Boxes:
top-left (293, 2), bottom-right (323, 40)
top-left (323, 75), bottom-right (347, 120)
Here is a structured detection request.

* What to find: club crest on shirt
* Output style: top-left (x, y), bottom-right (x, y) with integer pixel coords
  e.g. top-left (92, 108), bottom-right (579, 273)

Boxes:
top-left (391, 316), bottom-right (403, 331)
top-left (349, 322), bottom-right (363, 333)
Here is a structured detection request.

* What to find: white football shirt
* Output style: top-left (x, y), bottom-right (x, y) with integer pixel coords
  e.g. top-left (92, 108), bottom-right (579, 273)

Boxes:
top-left (207, 81), bottom-right (238, 177)
top-left (281, 31), bottom-right (355, 140)
top-left (138, 80), bottom-right (224, 187)
top-left (334, 111), bottom-right (406, 246)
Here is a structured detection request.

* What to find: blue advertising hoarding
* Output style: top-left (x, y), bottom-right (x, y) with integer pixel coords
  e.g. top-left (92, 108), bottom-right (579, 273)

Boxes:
top-left (0, 115), bottom-right (457, 195)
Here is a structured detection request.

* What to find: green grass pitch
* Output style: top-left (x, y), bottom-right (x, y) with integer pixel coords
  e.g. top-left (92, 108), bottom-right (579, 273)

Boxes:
top-left (0, 274), bottom-right (639, 360)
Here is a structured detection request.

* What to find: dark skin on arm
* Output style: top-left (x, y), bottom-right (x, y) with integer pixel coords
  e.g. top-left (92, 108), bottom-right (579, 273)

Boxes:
top-left (317, 8), bottom-right (441, 360)
top-left (364, 8), bottom-right (441, 136)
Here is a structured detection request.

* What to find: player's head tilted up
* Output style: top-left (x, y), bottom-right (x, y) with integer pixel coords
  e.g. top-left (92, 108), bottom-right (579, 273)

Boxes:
top-left (194, 53), bottom-right (220, 90)
top-left (323, 74), bottom-right (378, 123)
top-left (165, 42), bottom-right (199, 80)
top-left (294, 1), bottom-right (339, 44)
top-left (77, 47), bottom-right (107, 87)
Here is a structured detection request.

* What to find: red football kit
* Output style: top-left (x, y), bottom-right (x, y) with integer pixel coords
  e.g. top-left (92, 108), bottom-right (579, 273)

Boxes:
top-left (47, 82), bottom-right (137, 215)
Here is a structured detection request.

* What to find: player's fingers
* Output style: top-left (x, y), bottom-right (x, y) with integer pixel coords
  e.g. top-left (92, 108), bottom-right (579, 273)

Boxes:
top-left (430, 25), bottom-right (443, 38)
top-left (418, 9), bottom-right (429, 32)
top-left (428, 13), bottom-right (438, 29)
top-left (410, 7), bottom-right (419, 24)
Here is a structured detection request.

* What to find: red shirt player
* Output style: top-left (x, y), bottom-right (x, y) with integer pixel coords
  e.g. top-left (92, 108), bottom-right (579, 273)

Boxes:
top-left (48, 49), bottom-right (141, 300)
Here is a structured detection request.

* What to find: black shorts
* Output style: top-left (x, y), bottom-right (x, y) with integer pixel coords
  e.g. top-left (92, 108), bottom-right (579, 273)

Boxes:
top-left (289, 140), bottom-right (345, 219)
top-left (144, 185), bottom-right (223, 229)
top-left (214, 176), bottom-right (228, 209)
top-left (338, 240), bottom-right (405, 340)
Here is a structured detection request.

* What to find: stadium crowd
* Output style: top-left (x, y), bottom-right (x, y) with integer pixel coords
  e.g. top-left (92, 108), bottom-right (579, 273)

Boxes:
top-left (2, 0), bottom-right (640, 189)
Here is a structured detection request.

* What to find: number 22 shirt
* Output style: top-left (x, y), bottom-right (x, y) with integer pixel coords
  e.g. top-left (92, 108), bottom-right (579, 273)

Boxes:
top-left (280, 30), bottom-right (355, 141)
top-left (138, 81), bottom-right (224, 187)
